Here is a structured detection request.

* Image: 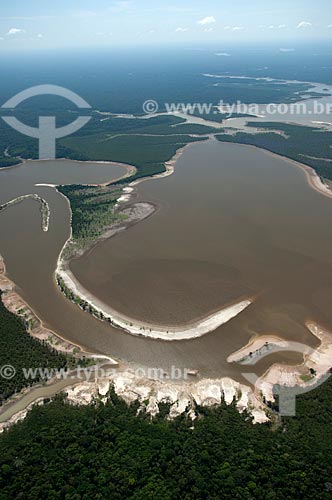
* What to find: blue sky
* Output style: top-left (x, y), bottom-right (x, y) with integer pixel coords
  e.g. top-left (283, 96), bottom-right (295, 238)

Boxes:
top-left (0, 0), bottom-right (331, 49)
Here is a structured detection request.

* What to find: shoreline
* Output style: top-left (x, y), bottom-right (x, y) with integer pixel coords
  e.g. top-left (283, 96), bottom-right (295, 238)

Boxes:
top-left (264, 148), bottom-right (332, 199)
top-left (59, 261), bottom-right (253, 341)
top-left (0, 156), bottom-right (137, 175)
top-left (0, 366), bottom-right (270, 432)
top-left (220, 142), bottom-right (332, 199)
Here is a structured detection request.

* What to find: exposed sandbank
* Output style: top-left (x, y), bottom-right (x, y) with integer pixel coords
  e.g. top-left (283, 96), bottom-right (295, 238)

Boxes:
top-left (227, 335), bottom-right (291, 364)
top-left (232, 322), bottom-right (332, 404)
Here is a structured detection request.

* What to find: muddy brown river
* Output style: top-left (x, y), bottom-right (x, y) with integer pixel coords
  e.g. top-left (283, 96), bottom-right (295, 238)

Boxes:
top-left (1, 141), bottom-right (332, 382)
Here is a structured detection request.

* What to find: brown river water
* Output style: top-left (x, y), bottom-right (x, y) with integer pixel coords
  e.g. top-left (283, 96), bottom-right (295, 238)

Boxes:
top-left (1, 141), bottom-right (332, 382)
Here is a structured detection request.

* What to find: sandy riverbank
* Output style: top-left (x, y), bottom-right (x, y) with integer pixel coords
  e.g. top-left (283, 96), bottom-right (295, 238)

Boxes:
top-left (0, 366), bottom-right (269, 432)
top-left (62, 369), bottom-right (268, 423)
top-left (227, 335), bottom-right (291, 364)
top-left (59, 260), bottom-right (253, 341)
top-left (0, 255), bottom-right (118, 363)
top-left (267, 149), bottom-right (332, 199)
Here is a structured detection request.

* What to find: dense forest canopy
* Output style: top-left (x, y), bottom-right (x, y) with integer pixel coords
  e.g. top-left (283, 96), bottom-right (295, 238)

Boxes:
top-left (1, 378), bottom-right (332, 499)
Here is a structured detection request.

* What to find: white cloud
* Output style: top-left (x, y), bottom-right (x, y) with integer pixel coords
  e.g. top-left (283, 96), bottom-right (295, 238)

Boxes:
top-left (215, 52), bottom-right (231, 57)
top-left (175, 27), bottom-right (188, 32)
top-left (204, 28), bottom-right (214, 32)
top-left (268, 24), bottom-right (286, 29)
top-left (296, 21), bottom-right (312, 29)
top-left (198, 16), bottom-right (216, 26)
top-left (37, 33), bottom-right (43, 39)
top-left (6, 28), bottom-right (26, 36)
top-left (280, 48), bottom-right (295, 52)
top-left (223, 25), bottom-right (244, 31)
top-left (260, 24), bottom-right (286, 30)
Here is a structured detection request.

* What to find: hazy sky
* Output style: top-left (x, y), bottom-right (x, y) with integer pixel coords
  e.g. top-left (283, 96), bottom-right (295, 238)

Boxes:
top-left (0, 0), bottom-right (331, 49)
